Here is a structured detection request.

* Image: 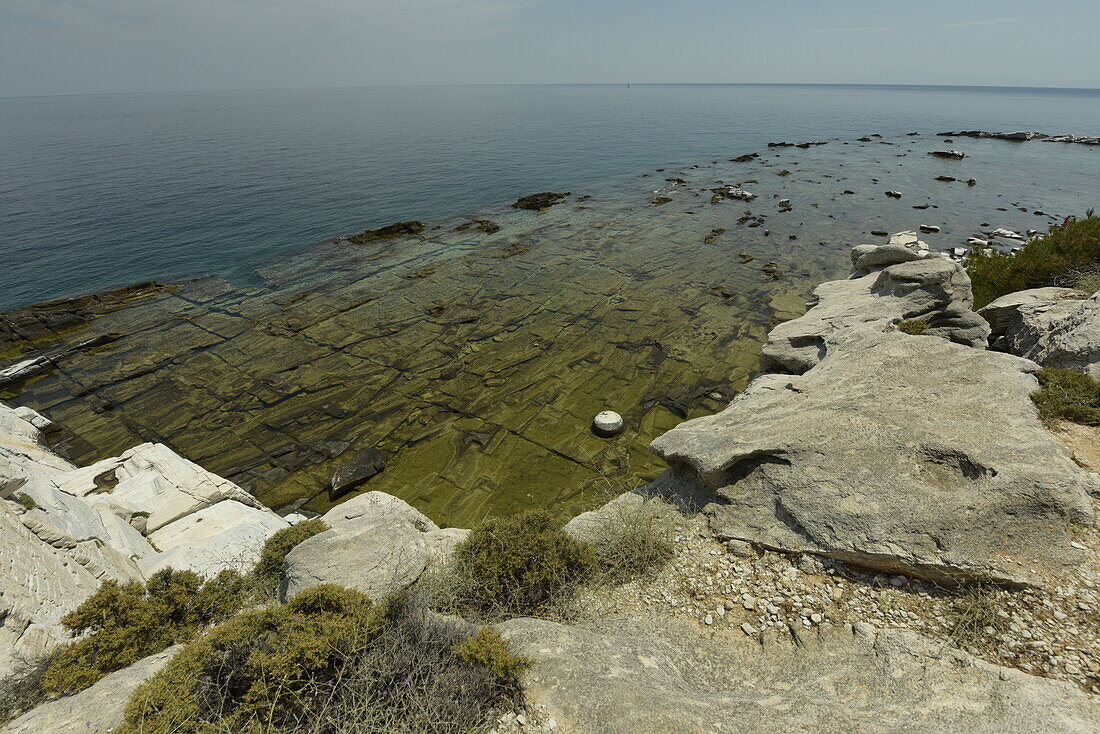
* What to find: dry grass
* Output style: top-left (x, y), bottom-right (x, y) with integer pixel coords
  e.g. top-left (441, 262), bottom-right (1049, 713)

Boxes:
top-left (946, 583), bottom-right (1008, 654)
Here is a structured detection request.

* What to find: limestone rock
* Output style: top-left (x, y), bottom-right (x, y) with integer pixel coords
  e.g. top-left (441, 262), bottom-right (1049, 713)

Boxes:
top-left (2, 646), bottom-right (179, 734)
top-left (760, 253), bottom-right (988, 375)
top-left (58, 442), bottom-right (264, 532)
top-left (563, 492), bottom-right (645, 544)
top-left (652, 331), bottom-right (1097, 586)
top-left (980, 290), bottom-right (1100, 378)
top-left (496, 618), bottom-right (1100, 734)
top-left (141, 500), bottom-right (289, 577)
top-left (0, 504), bottom-right (101, 679)
top-left (281, 491), bottom-right (458, 601)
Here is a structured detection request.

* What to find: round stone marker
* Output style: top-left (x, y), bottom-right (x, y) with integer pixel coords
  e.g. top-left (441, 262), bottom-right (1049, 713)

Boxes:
top-left (592, 410), bottom-right (624, 437)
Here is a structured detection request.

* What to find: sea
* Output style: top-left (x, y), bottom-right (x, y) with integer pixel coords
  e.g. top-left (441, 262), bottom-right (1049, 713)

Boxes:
top-left (3, 83), bottom-right (1100, 311)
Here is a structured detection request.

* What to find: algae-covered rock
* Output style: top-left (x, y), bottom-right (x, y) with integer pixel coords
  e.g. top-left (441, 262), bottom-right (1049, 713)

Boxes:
top-left (511, 192), bottom-right (570, 210)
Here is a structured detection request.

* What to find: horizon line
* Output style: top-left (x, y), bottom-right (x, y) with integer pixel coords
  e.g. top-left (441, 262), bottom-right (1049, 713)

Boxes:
top-left (4, 80), bottom-right (1100, 101)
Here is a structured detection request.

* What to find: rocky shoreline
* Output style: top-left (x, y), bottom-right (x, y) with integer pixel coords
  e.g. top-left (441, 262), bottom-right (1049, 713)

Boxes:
top-left (4, 222), bottom-right (1100, 730)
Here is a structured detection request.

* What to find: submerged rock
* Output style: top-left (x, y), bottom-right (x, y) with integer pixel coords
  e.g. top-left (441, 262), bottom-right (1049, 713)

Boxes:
top-left (346, 220), bottom-right (425, 243)
top-left (930, 150), bottom-right (966, 160)
top-left (511, 192), bottom-right (571, 210)
top-left (329, 447), bottom-right (388, 501)
top-left (454, 219), bottom-right (501, 234)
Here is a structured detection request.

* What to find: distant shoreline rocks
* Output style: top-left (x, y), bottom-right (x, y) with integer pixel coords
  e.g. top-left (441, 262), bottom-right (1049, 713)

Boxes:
top-left (938, 130), bottom-right (1100, 146)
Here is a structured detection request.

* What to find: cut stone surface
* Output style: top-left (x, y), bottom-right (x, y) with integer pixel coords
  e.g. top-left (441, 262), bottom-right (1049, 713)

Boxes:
top-left (2, 646), bottom-right (179, 734)
top-left (980, 289), bottom-right (1100, 378)
top-left (142, 500), bottom-right (289, 577)
top-left (281, 491), bottom-right (459, 601)
top-left (652, 331), bottom-right (1097, 586)
top-left (496, 617), bottom-right (1100, 734)
top-left (0, 504), bottom-right (102, 679)
top-left (58, 442), bottom-right (265, 532)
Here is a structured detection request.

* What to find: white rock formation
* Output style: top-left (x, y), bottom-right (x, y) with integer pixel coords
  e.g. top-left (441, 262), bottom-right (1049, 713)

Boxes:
top-left (760, 234), bottom-right (989, 375)
top-left (0, 401), bottom-right (287, 678)
top-left (649, 234), bottom-right (1096, 586)
top-left (281, 491), bottom-right (467, 602)
top-left (979, 289), bottom-right (1100, 379)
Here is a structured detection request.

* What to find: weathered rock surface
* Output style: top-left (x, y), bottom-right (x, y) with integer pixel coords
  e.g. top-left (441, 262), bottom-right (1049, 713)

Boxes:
top-left (652, 331), bottom-right (1097, 586)
top-left (0, 504), bottom-right (102, 679)
top-left (760, 235), bottom-right (988, 374)
top-left (2, 646), bottom-right (179, 734)
top-left (980, 289), bottom-right (1100, 378)
top-left (0, 402), bottom-right (286, 677)
top-left (281, 491), bottom-right (466, 601)
top-left (498, 618), bottom-right (1100, 734)
top-left (58, 442), bottom-right (266, 532)
top-left (141, 500), bottom-right (289, 577)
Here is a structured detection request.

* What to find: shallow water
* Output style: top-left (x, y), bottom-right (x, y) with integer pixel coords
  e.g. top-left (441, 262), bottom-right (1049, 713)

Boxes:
top-left (4, 84), bottom-right (1100, 311)
top-left (4, 131), bottom-right (1099, 525)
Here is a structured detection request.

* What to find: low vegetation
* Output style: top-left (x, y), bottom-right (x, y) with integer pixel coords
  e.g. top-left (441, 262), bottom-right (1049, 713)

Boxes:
top-left (122, 585), bottom-right (528, 734)
top-left (966, 210), bottom-right (1100, 308)
top-left (252, 517), bottom-right (329, 597)
top-left (587, 497), bottom-right (678, 583)
top-left (0, 655), bottom-right (53, 723)
top-left (40, 568), bottom-right (249, 695)
top-left (1031, 367), bottom-right (1100, 426)
top-left (896, 318), bottom-right (930, 335)
top-left (12, 492), bottom-right (37, 511)
top-left (946, 583), bottom-right (1008, 654)
top-left (26, 520), bottom-right (328, 704)
top-left (440, 510), bottom-right (596, 619)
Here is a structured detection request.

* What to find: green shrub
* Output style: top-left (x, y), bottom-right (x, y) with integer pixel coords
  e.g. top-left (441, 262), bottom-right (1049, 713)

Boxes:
top-left (123, 586), bottom-right (525, 734)
top-left (328, 593), bottom-right (526, 733)
top-left (966, 211), bottom-right (1100, 308)
top-left (1031, 367), bottom-right (1100, 426)
top-left (41, 568), bottom-right (247, 695)
top-left (122, 584), bottom-right (381, 734)
top-left (251, 517), bottom-right (328, 596)
top-left (0, 655), bottom-right (53, 725)
top-left (447, 511), bottom-right (596, 618)
top-left (12, 493), bottom-right (37, 511)
top-left (897, 318), bottom-right (930, 335)
top-left (452, 628), bottom-right (530, 685)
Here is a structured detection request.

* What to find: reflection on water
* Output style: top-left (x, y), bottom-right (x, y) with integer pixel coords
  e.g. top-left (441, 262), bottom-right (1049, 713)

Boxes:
top-left (4, 134), bottom-right (1098, 526)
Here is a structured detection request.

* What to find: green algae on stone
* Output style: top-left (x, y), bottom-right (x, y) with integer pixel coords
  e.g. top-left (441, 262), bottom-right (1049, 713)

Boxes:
top-left (6, 134), bottom-right (1097, 527)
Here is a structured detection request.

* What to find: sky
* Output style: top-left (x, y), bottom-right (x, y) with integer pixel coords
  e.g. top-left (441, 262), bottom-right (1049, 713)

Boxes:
top-left (2, 0), bottom-right (1099, 96)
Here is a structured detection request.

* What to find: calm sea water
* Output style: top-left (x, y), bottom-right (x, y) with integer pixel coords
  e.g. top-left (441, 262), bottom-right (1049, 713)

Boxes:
top-left (2, 84), bottom-right (1099, 310)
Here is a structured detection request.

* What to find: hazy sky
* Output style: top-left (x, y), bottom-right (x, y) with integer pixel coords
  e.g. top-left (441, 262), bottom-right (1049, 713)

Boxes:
top-left (2, 0), bottom-right (1099, 96)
